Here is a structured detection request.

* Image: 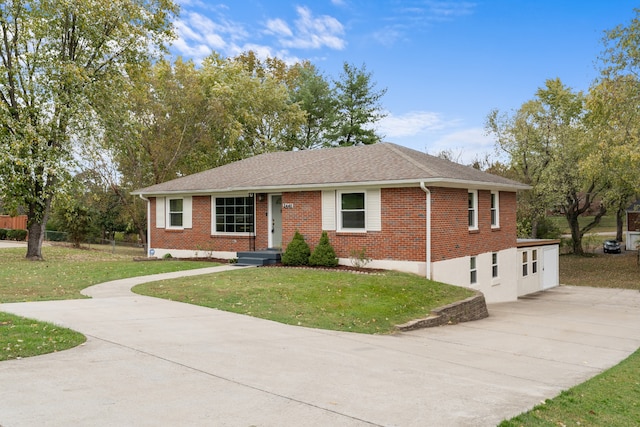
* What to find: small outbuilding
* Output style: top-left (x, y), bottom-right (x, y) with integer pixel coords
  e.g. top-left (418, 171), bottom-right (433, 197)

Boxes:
top-left (516, 239), bottom-right (560, 297)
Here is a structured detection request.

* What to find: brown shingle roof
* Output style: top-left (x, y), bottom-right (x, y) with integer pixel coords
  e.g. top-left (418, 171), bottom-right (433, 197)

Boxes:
top-left (133, 143), bottom-right (529, 195)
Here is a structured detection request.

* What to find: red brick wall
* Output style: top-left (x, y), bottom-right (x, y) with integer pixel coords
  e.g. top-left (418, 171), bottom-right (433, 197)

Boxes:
top-left (628, 212), bottom-right (640, 231)
top-left (430, 188), bottom-right (517, 261)
top-left (148, 187), bottom-right (518, 261)
top-left (281, 188), bottom-right (427, 262)
top-left (149, 196), bottom-right (263, 253)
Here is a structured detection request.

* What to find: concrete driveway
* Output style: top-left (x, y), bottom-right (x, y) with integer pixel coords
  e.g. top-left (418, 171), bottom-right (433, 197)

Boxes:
top-left (1, 267), bottom-right (640, 427)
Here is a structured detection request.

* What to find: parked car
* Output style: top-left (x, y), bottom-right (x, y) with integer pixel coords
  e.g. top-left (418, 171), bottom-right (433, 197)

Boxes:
top-left (603, 240), bottom-right (621, 254)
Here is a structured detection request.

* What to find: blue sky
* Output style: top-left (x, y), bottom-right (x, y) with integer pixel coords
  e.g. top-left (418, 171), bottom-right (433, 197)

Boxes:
top-left (171, 1), bottom-right (636, 163)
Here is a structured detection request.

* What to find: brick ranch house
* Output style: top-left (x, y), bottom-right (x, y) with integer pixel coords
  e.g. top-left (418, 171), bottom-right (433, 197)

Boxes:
top-left (133, 143), bottom-right (557, 303)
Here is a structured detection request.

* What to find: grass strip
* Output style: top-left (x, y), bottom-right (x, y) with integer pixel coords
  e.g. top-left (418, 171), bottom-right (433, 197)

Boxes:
top-left (0, 246), bottom-right (218, 303)
top-left (0, 312), bottom-right (86, 361)
top-left (499, 348), bottom-right (640, 426)
top-left (133, 267), bottom-right (475, 334)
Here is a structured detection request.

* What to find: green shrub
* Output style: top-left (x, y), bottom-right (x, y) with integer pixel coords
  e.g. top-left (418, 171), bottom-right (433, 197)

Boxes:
top-left (282, 231), bottom-right (310, 266)
top-left (7, 229), bottom-right (27, 241)
top-left (163, 253), bottom-right (173, 259)
top-left (0, 229), bottom-right (7, 240)
top-left (309, 231), bottom-right (338, 267)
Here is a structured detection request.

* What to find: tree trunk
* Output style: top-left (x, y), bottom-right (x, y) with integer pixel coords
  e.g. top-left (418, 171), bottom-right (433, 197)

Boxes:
top-left (616, 208), bottom-right (624, 242)
top-left (567, 213), bottom-right (584, 255)
top-left (26, 220), bottom-right (46, 260)
top-left (25, 198), bottom-right (52, 261)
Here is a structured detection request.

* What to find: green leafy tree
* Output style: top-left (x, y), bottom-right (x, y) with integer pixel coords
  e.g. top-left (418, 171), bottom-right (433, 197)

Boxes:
top-left (584, 76), bottom-right (640, 241)
top-left (327, 62), bottom-right (387, 146)
top-left (486, 100), bottom-right (554, 238)
top-left (289, 64), bottom-right (336, 149)
top-left (0, 0), bottom-right (177, 260)
top-left (281, 230), bottom-right (310, 266)
top-left (488, 79), bottom-right (607, 254)
top-left (51, 198), bottom-right (94, 248)
top-left (309, 231), bottom-right (338, 267)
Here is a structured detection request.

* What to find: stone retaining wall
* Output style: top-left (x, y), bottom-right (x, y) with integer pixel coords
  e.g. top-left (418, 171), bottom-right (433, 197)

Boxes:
top-left (396, 292), bottom-right (489, 331)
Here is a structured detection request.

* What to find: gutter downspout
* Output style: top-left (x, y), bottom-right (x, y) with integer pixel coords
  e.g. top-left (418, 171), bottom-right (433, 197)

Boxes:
top-left (420, 182), bottom-right (431, 280)
top-left (138, 194), bottom-right (150, 257)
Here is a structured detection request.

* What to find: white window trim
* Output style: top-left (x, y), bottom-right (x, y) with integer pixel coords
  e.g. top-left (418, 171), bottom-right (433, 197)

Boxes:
top-left (522, 251), bottom-right (529, 277)
top-left (532, 249), bottom-right (538, 275)
top-left (468, 190), bottom-right (478, 231)
top-left (167, 197), bottom-right (184, 229)
top-left (337, 190), bottom-right (367, 233)
top-left (211, 195), bottom-right (256, 236)
top-left (491, 191), bottom-right (500, 228)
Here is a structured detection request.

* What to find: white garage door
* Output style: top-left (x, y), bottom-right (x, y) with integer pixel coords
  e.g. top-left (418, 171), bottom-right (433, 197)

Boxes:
top-left (542, 245), bottom-right (559, 290)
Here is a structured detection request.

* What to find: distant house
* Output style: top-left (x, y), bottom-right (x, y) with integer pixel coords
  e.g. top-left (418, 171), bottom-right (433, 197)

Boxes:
top-left (627, 199), bottom-right (640, 250)
top-left (133, 143), bottom-right (557, 303)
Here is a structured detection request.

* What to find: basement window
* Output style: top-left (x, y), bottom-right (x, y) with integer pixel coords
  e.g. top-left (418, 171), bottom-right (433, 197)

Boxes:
top-left (470, 256), bottom-right (477, 284)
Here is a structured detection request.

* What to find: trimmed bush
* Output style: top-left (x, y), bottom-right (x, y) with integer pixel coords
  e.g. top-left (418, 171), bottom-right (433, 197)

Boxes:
top-left (0, 229), bottom-right (7, 240)
top-left (309, 231), bottom-right (338, 267)
top-left (6, 229), bottom-right (27, 241)
top-left (282, 231), bottom-right (310, 266)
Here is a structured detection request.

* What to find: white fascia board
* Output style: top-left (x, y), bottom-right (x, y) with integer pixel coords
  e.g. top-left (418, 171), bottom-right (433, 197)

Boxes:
top-left (133, 178), bottom-right (530, 197)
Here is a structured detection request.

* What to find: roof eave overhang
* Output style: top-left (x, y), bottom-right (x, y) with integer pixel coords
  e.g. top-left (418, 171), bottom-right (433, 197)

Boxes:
top-left (132, 178), bottom-right (530, 197)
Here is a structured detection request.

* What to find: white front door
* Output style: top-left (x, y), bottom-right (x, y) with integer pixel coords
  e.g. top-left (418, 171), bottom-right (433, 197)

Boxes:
top-left (269, 195), bottom-right (283, 249)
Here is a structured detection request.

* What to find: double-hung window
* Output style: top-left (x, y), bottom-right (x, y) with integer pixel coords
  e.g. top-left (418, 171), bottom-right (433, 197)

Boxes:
top-left (340, 192), bottom-right (366, 230)
top-left (522, 251), bottom-right (528, 277)
top-left (532, 249), bottom-right (538, 274)
top-left (168, 198), bottom-right (183, 228)
top-left (215, 196), bottom-right (255, 234)
top-left (492, 253), bottom-right (499, 278)
top-left (470, 256), bottom-right (477, 284)
top-left (468, 190), bottom-right (478, 230)
top-left (490, 191), bottom-right (499, 228)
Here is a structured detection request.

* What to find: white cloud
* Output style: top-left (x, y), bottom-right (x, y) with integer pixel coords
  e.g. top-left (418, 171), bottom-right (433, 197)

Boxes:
top-left (378, 111), bottom-right (449, 138)
top-left (265, 18), bottom-right (293, 37)
top-left (427, 127), bottom-right (498, 164)
top-left (276, 6), bottom-right (346, 50)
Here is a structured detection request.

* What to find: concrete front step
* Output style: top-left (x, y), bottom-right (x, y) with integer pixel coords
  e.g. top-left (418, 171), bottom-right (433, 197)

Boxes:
top-left (236, 250), bottom-right (281, 266)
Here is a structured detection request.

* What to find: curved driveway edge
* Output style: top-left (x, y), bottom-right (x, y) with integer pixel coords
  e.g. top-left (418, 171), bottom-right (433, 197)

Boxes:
top-left (1, 267), bottom-right (640, 426)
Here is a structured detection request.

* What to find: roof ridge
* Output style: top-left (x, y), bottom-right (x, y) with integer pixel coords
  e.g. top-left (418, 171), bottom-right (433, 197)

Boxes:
top-left (382, 143), bottom-right (438, 177)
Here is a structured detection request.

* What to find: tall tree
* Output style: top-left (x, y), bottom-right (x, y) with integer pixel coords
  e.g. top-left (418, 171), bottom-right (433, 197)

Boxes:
top-left (488, 79), bottom-right (608, 253)
top-left (595, 9), bottom-right (640, 241)
top-left (486, 100), bottom-right (554, 238)
top-left (0, 0), bottom-right (176, 260)
top-left (585, 75), bottom-right (640, 241)
top-left (327, 62), bottom-right (387, 146)
top-left (289, 63), bottom-right (335, 149)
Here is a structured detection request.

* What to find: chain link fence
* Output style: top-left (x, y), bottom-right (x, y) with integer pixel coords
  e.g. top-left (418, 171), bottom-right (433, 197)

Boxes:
top-left (45, 231), bottom-right (146, 256)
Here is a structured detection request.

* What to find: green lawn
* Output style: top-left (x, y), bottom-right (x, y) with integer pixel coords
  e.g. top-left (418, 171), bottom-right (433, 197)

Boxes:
top-left (0, 246), bottom-right (218, 303)
top-left (0, 312), bottom-right (86, 361)
top-left (133, 267), bottom-right (474, 334)
top-left (499, 348), bottom-right (640, 426)
top-left (548, 214), bottom-right (620, 234)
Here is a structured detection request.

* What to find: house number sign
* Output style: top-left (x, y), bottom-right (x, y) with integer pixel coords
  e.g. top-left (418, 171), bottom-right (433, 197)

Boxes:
top-left (282, 203), bottom-right (294, 209)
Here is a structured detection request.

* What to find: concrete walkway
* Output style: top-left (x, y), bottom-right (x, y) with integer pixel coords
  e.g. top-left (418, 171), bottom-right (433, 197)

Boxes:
top-left (1, 265), bottom-right (640, 426)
